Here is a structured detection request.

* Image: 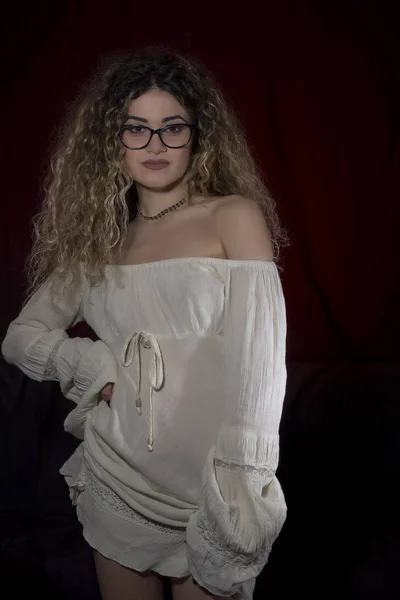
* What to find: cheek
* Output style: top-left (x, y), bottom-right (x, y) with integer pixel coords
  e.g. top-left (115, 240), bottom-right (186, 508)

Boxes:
top-left (124, 150), bottom-right (142, 178)
top-left (175, 147), bottom-right (192, 173)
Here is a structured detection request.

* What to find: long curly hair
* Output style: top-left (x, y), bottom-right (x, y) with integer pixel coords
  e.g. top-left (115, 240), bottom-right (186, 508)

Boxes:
top-left (27, 46), bottom-right (288, 298)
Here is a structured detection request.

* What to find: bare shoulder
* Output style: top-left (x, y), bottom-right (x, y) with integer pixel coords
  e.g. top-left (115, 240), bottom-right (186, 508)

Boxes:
top-left (214, 196), bottom-right (274, 261)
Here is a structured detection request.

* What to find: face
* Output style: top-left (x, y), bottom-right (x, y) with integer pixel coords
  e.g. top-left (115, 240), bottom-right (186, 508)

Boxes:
top-left (121, 89), bottom-right (193, 191)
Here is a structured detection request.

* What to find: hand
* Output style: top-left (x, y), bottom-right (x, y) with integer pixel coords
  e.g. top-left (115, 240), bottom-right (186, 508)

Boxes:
top-left (99, 382), bottom-right (114, 405)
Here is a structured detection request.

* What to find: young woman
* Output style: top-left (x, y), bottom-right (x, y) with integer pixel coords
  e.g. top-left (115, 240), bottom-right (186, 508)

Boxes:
top-left (2, 48), bottom-right (288, 600)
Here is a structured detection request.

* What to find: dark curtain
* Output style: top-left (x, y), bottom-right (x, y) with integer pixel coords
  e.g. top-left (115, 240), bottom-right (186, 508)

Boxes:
top-left (2, 1), bottom-right (399, 361)
top-left (1, 2), bottom-right (399, 598)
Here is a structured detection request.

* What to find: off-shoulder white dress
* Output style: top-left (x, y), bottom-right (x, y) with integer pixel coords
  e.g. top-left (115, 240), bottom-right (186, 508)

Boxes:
top-left (2, 258), bottom-right (287, 599)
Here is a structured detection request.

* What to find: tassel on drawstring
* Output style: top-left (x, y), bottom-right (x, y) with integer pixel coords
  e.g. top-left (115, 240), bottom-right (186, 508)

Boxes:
top-left (120, 331), bottom-right (164, 453)
top-left (147, 387), bottom-right (154, 452)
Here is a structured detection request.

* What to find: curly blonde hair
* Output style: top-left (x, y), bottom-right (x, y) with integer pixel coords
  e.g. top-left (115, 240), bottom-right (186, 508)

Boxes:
top-left (27, 46), bottom-right (288, 298)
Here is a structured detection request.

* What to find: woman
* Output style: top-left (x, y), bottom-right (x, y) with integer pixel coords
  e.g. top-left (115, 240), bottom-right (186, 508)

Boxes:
top-left (2, 48), bottom-right (288, 600)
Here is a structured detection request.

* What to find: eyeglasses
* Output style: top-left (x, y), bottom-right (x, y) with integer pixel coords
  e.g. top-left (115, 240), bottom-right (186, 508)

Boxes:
top-left (118, 123), bottom-right (195, 150)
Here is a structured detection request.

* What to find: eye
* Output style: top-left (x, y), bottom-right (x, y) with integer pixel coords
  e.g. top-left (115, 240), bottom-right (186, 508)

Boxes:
top-left (127, 125), bottom-right (147, 135)
top-left (164, 124), bottom-right (185, 134)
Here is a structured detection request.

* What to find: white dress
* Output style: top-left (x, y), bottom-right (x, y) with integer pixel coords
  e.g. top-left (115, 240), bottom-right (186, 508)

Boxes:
top-left (2, 257), bottom-right (287, 599)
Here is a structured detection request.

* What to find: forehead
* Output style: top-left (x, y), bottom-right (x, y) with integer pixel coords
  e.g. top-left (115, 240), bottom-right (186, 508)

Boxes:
top-left (127, 89), bottom-right (188, 120)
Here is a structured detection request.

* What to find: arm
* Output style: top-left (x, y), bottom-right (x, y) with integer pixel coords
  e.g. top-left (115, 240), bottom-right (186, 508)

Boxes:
top-left (2, 270), bottom-right (118, 408)
top-left (186, 198), bottom-right (287, 596)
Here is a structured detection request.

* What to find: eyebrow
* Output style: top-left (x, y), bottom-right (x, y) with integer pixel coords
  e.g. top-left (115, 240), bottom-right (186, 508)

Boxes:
top-left (126, 114), bottom-right (188, 124)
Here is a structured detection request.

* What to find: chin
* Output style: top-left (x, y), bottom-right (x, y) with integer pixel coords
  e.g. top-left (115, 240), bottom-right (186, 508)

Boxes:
top-left (136, 173), bottom-right (186, 192)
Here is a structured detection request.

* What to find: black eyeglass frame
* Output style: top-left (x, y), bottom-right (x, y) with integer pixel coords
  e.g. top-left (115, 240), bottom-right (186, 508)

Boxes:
top-left (118, 123), bottom-right (196, 150)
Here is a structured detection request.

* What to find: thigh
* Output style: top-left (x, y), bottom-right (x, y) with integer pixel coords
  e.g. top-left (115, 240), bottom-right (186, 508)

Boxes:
top-left (94, 551), bottom-right (164, 600)
top-left (171, 576), bottom-right (232, 600)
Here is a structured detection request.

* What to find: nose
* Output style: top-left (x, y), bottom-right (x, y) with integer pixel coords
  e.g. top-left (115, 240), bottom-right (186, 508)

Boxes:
top-left (146, 132), bottom-right (166, 154)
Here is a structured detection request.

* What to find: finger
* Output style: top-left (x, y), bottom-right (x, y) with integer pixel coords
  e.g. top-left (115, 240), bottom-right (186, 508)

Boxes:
top-left (99, 392), bottom-right (111, 408)
top-left (100, 383), bottom-right (114, 398)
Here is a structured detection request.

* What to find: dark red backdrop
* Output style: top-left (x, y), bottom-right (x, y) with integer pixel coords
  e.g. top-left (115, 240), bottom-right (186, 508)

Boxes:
top-left (2, 1), bottom-right (399, 363)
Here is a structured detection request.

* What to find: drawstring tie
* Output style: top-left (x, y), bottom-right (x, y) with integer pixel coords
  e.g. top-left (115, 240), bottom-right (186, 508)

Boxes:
top-left (121, 332), bottom-right (164, 452)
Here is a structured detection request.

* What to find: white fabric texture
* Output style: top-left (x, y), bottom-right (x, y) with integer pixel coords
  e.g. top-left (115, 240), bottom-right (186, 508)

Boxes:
top-left (1, 257), bottom-right (287, 598)
top-left (2, 273), bottom-right (119, 440)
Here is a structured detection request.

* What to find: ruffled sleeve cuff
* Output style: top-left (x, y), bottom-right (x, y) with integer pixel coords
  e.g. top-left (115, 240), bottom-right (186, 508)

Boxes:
top-left (186, 444), bottom-right (287, 597)
top-left (63, 340), bottom-right (119, 439)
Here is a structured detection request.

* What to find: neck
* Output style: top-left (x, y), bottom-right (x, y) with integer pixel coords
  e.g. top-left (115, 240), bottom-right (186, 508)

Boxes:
top-left (136, 184), bottom-right (187, 218)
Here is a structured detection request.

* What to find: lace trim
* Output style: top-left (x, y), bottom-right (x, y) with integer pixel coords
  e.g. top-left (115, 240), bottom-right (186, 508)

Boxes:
top-left (43, 338), bottom-right (65, 379)
top-left (197, 512), bottom-right (271, 568)
top-left (85, 468), bottom-right (185, 536)
top-left (215, 458), bottom-right (274, 479)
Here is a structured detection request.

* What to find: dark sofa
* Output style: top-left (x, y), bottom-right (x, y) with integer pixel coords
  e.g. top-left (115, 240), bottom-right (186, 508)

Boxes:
top-left (1, 356), bottom-right (399, 599)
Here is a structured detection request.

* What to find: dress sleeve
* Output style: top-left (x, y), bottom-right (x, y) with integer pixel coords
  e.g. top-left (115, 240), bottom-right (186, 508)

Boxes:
top-left (1, 271), bottom-right (118, 430)
top-left (186, 261), bottom-right (287, 597)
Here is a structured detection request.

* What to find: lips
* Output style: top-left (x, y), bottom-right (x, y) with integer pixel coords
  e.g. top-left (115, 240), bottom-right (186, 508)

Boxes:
top-left (142, 160), bottom-right (170, 170)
